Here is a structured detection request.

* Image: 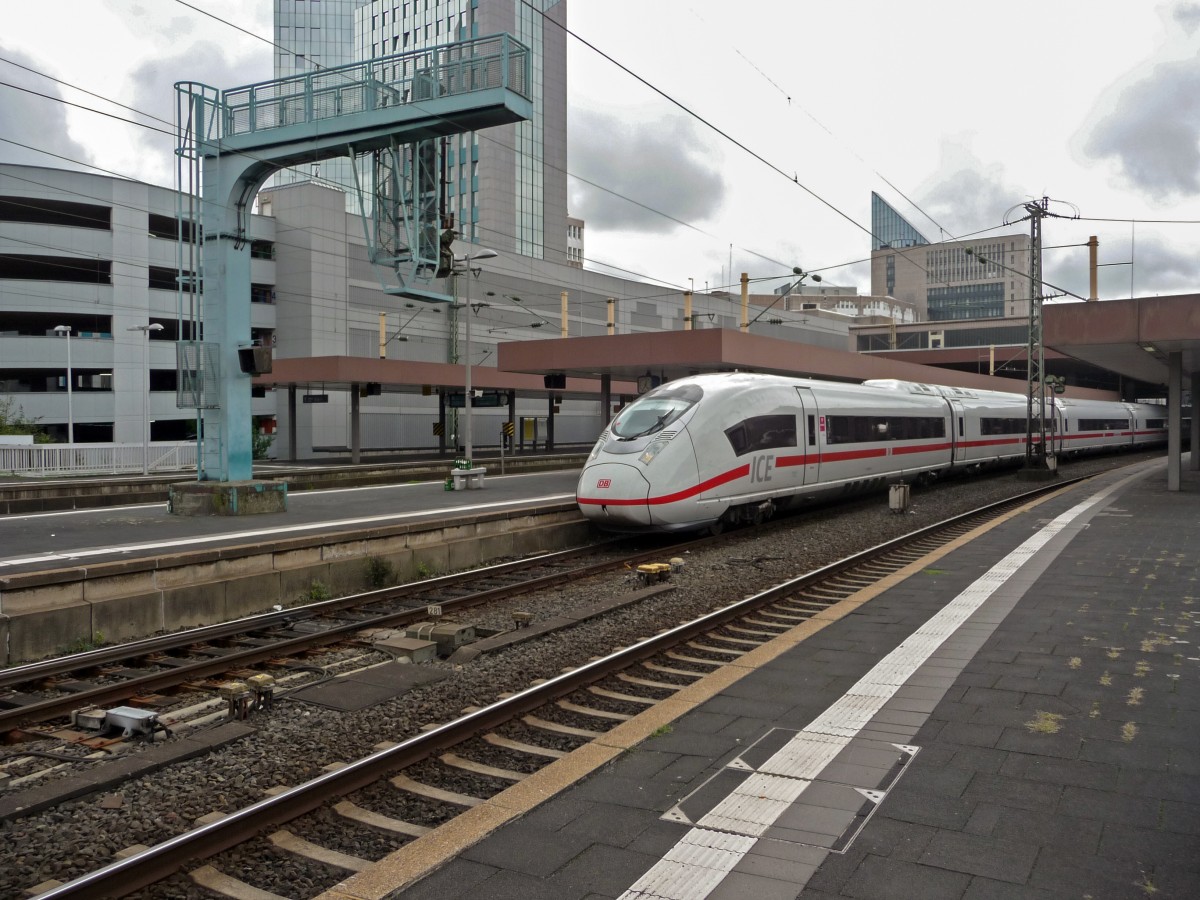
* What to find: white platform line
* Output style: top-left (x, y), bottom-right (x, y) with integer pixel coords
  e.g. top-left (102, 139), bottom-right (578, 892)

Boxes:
top-left (0, 494), bottom-right (574, 568)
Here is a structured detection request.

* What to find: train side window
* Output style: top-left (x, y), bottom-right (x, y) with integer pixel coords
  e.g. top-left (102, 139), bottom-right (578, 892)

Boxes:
top-left (724, 414), bottom-right (796, 457)
top-left (807, 415), bottom-right (816, 447)
top-left (826, 414), bottom-right (944, 444)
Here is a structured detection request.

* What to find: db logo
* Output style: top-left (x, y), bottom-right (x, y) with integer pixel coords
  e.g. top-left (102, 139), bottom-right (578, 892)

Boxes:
top-left (596, 478), bottom-right (612, 489)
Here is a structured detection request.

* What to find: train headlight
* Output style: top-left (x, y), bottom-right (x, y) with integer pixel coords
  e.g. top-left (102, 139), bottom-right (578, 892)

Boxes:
top-left (639, 439), bottom-right (668, 465)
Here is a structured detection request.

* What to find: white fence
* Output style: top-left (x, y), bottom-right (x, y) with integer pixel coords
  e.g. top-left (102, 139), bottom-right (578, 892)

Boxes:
top-left (0, 442), bottom-right (197, 477)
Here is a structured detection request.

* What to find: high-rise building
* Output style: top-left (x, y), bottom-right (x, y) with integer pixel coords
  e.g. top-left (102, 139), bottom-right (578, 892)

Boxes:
top-left (272, 0), bottom-right (568, 264)
top-left (869, 192), bottom-right (1032, 322)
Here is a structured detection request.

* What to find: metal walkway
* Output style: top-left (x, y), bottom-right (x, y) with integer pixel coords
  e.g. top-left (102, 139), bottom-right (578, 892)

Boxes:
top-left (174, 34), bottom-right (533, 483)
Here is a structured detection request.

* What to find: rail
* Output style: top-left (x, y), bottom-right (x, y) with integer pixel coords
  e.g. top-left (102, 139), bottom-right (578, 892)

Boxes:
top-left (33, 476), bottom-right (1088, 898)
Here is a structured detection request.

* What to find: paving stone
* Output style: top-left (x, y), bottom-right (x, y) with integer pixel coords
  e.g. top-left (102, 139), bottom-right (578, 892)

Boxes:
top-left (1056, 785), bottom-right (1163, 829)
top-left (917, 830), bottom-right (1038, 883)
top-left (461, 821), bottom-right (590, 877)
top-left (841, 854), bottom-right (973, 900)
top-left (960, 875), bottom-right (1062, 899)
top-left (554, 801), bottom-right (660, 848)
top-left (961, 772), bottom-right (1062, 813)
top-left (457, 869), bottom-right (565, 900)
top-left (1027, 848), bottom-right (1152, 898)
top-left (398, 859), bottom-right (497, 900)
top-left (986, 807), bottom-right (1103, 855)
top-left (997, 753), bottom-right (1118, 790)
top-left (935, 722), bottom-right (1005, 750)
top-left (994, 727), bottom-right (1083, 760)
top-left (548, 843), bottom-right (662, 899)
top-left (1098, 822), bottom-right (1200, 871)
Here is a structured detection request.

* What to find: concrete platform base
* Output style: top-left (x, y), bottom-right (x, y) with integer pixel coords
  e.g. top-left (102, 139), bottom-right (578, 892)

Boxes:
top-left (168, 480), bottom-right (288, 516)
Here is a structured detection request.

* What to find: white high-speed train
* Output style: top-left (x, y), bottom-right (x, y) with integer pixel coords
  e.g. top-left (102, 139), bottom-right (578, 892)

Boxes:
top-left (576, 372), bottom-right (1167, 533)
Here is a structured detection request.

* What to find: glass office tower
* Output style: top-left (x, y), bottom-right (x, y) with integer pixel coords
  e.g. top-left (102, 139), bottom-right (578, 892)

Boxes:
top-left (272, 0), bottom-right (567, 263)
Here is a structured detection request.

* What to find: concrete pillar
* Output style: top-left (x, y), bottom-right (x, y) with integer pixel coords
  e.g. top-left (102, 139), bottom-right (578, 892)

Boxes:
top-left (288, 385), bottom-right (297, 462)
top-left (600, 374), bottom-right (612, 435)
top-left (350, 385), bottom-right (361, 464)
top-left (1168, 352), bottom-right (1182, 491)
top-left (1191, 370), bottom-right (1199, 471)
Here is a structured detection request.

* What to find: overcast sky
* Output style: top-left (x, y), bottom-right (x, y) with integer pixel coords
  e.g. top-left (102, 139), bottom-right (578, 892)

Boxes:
top-left (3, 0), bottom-right (1198, 304)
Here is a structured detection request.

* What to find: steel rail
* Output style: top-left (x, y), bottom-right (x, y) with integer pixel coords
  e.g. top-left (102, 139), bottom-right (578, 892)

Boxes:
top-left (35, 475), bottom-right (1087, 899)
top-left (0, 537), bottom-right (696, 732)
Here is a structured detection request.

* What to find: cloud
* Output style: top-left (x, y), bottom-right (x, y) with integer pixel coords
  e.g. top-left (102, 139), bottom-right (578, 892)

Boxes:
top-left (568, 107), bottom-right (727, 233)
top-left (1082, 52), bottom-right (1200, 200)
top-left (127, 40), bottom-right (273, 185)
top-left (0, 47), bottom-right (96, 171)
top-left (908, 139), bottom-right (1031, 239)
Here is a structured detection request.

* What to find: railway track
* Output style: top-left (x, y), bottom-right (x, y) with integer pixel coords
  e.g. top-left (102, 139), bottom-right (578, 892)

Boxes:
top-left (0, 539), bottom-right (705, 737)
top-left (25, 474), bottom-right (1085, 899)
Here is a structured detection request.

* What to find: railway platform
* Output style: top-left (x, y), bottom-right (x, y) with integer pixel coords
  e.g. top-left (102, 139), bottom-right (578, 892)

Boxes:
top-left (339, 459), bottom-right (1200, 900)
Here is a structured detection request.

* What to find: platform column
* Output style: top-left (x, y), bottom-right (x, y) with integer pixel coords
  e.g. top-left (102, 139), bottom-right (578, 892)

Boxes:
top-left (1192, 370), bottom-right (1199, 471)
top-left (1168, 351), bottom-right (1182, 491)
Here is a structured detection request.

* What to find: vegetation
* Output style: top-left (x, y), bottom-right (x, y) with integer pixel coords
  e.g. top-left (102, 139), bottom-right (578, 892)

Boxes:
top-left (365, 556), bottom-right (396, 588)
top-left (308, 580), bottom-right (332, 601)
top-left (252, 427), bottom-right (274, 460)
top-left (0, 396), bottom-right (51, 442)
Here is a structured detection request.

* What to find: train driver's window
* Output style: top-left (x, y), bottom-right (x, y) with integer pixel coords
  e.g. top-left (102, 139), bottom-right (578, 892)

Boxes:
top-left (610, 383), bottom-right (703, 440)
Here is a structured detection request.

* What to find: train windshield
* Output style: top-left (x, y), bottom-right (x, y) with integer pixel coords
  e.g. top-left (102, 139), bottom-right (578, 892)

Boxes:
top-left (610, 383), bottom-right (703, 440)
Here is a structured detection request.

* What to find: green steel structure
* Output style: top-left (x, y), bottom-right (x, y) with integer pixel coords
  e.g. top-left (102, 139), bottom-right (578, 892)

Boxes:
top-left (175, 34), bottom-right (532, 483)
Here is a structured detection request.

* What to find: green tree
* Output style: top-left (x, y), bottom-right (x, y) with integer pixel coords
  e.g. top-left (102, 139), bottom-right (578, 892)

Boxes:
top-left (0, 396), bottom-right (51, 442)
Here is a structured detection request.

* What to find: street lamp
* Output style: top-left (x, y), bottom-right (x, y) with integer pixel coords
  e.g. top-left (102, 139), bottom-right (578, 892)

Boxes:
top-left (53, 325), bottom-right (73, 445)
top-left (452, 248), bottom-right (498, 464)
top-left (127, 323), bottom-right (164, 474)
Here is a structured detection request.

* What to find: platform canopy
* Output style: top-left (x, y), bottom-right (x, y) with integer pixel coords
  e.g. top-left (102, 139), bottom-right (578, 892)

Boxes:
top-left (1044, 294), bottom-right (1199, 386)
top-left (496, 328), bottom-right (1123, 400)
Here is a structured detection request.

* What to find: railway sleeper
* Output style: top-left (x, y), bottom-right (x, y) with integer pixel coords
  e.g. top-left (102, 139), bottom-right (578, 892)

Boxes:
top-left (725, 624), bottom-right (787, 638)
top-left (390, 773), bottom-right (482, 807)
top-left (440, 752), bottom-right (527, 782)
top-left (642, 661), bottom-right (706, 679)
top-left (754, 609), bottom-right (810, 623)
top-left (704, 633), bottom-right (764, 648)
top-left (269, 828), bottom-right (371, 872)
top-left (741, 616), bottom-right (796, 630)
top-left (588, 686), bottom-right (658, 706)
top-left (664, 650), bottom-right (724, 668)
top-left (483, 732), bottom-right (568, 759)
top-left (556, 699), bottom-right (631, 721)
top-left (334, 799), bottom-right (431, 837)
top-left (617, 672), bottom-right (685, 691)
top-left (686, 640), bottom-right (744, 656)
top-left (191, 864), bottom-right (290, 900)
top-left (522, 714), bottom-right (604, 738)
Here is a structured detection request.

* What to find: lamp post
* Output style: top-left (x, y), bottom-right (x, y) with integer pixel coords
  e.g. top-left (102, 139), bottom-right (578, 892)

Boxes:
top-left (127, 323), bottom-right (164, 474)
top-left (53, 325), bottom-right (73, 445)
top-left (453, 248), bottom-right (498, 464)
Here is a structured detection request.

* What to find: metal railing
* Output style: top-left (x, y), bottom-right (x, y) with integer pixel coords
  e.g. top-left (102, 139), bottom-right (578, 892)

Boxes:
top-left (0, 442), bottom-right (197, 477)
top-left (218, 33), bottom-right (530, 139)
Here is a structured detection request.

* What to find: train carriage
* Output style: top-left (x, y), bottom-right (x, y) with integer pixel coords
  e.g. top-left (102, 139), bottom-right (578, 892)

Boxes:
top-left (577, 372), bottom-right (1166, 534)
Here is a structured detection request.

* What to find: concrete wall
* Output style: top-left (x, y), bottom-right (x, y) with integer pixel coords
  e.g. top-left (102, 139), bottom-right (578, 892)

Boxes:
top-left (0, 504), bottom-right (588, 664)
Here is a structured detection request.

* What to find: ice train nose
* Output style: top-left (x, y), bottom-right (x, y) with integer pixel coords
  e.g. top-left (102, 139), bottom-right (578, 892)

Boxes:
top-left (576, 463), bottom-right (653, 528)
